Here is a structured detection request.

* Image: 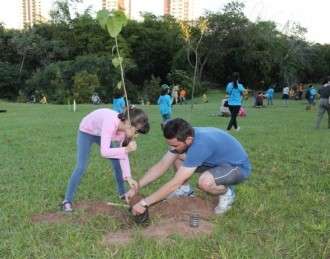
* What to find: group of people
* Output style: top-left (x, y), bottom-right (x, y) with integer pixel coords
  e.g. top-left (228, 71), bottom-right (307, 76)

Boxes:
top-left (61, 80), bottom-right (252, 216)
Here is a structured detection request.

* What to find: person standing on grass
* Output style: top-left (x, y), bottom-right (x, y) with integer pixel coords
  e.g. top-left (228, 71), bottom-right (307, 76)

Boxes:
top-left (112, 89), bottom-right (126, 113)
top-left (126, 118), bottom-right (251, 215)
top-left (282, 85), bottom-right (290, 106)
top-left (61, 107), bottom-right (150, 212)
top-left (158, 84), bottom-right (172, 122)
top-left (226, 72), bottom-right (245, 131)
top-left (316, 77), bottom-right (330, 129)
top-left (265, 85), bottom-right (274, 105)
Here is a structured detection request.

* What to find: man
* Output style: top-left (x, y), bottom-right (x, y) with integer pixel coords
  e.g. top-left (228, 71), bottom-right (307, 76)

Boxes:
top-left (127, 118), bottom-right (252, 215)
top-left (316, 76), bottom-right (330, 129)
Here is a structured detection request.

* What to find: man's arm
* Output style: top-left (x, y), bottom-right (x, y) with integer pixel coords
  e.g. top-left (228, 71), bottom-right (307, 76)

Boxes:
top-left (136, 166), bottom-right (196, 211)
top-left (138, 151), bottom-right (178, 189)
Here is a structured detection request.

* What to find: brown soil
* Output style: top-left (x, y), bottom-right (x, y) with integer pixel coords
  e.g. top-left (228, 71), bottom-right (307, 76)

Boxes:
top-left (32, 196), bottom-right (218, 246)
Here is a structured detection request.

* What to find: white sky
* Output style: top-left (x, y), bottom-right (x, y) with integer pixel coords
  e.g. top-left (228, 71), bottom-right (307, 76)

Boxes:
top-left (0, 0), bottom-right (329, 44)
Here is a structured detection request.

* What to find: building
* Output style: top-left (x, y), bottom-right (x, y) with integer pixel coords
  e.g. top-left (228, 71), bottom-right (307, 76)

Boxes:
top-left (21, 0), bottom-right (43, 28)
top-left (164, 0), bottom-right (196, 21)
top-left (102, 0), bottom-right (132, 18)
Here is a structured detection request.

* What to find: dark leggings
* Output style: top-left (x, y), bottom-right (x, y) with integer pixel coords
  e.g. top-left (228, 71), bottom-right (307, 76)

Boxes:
top-left (227, 105), bottom-right (241, 130)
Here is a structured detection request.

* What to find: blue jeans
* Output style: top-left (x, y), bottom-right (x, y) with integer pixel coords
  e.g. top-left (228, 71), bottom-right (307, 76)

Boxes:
top-left (64, 131), bottom-right (126, 203)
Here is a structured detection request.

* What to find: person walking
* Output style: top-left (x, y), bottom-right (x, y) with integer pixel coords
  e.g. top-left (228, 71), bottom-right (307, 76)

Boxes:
top-left (316, 77), bottom-right (330, 129)
top-left (226, 72), bottom-right (245, 131)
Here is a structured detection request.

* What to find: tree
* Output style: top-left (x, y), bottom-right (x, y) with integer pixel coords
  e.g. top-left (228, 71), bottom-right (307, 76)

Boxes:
top-left (72, 70), bottom-right (99, 103)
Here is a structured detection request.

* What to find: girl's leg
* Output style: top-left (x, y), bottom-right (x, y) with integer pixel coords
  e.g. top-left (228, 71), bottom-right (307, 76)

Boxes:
top-left (231, 106), bottom-right (241, 129)
top-left (227, 106), bottom-right (235, 130)
top-left (109, 141), bottom-right (125, 197)
top-left (64, 132), bottom-right (96, 203)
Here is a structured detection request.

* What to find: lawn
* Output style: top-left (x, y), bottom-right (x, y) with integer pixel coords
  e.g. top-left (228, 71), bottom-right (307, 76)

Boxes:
top-left (0, 91), bottom-right (329, 258)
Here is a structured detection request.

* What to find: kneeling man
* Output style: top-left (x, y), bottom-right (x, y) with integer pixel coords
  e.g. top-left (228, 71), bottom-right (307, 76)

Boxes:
top-left (127, 118), bottom-right (252, 215)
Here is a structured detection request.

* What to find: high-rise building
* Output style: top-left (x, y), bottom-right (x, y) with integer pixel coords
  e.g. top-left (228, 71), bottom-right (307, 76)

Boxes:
top-left (102, 0), bottom-right (131, 18)
top-left (164, 0), bottom-right (196, 21)
top-left (21, 0), bottom-right (42, 28)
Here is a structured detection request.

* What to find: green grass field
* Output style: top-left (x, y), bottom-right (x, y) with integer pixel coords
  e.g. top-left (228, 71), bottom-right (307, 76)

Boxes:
top-left (0, 91), bottom-right (329, 258)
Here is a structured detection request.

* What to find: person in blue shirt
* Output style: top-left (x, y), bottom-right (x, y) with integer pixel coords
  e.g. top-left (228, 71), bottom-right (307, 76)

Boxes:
top-left (226, 72), bottom-right (246, 131)
top-left (307, 85), bottom-right (317, 107)
top-left (112, 89), bottom-right (126, 113)
top-left (265, 85), bottom-right (274, 105)
top-left (157, 84), bottom-right (172, 121)
top-left (126, 118), bottom-right (252, 215)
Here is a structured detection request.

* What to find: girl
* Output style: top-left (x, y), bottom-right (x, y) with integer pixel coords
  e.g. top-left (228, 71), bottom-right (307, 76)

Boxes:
top-left (226, 72), bottom-right (245, 131)
top-left (62, 107), bottom-right (149, 212)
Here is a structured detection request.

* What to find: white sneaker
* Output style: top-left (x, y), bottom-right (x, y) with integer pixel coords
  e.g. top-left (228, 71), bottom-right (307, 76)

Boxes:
top-left (236, 126), bottom-right (241, 131)
top-left (167, 185), bottom-right (194, 198)
top-left (214, 187), bottom-right (235, 215)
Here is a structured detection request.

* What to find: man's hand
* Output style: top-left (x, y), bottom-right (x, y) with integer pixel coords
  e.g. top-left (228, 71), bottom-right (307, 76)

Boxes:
top-left (125, 140), bottom-right (137, 153)
top-left (132, 201), bottom-right (146, 215)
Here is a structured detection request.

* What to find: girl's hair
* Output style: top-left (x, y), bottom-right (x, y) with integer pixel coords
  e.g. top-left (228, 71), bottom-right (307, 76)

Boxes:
top-left (118, 107), bottom-right (150, 134)
top-left (232, 72), bottom-right (240, 88)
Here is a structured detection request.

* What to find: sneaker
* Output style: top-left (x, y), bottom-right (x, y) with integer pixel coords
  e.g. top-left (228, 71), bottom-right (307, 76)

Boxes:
top-left (214, 187), bottom-right (235, 215)
top-left (62, 201), bottom-right (73, 212)
top-left (236, 126), bottom-right (241, 131)
top-left (167, 185), bottom-right (194, 198)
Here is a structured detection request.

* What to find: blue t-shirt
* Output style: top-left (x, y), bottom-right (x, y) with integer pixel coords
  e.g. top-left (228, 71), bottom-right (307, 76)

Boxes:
top-left (310, 87), bottom-right (317, 96)
top-left (112, 97), bottom-right (125, 113)
top-left (266, 88), bottom-right (274, 97)
top-left (157, 95), bottom-right (172, 115)
top-left (183, 127), bottom-right (251, 176)
top-left (226, 82), bottom-right (245, 105)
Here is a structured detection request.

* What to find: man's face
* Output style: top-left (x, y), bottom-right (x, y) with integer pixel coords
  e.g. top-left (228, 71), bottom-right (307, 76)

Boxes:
top-left (166, 137), bottom-right (192, 154)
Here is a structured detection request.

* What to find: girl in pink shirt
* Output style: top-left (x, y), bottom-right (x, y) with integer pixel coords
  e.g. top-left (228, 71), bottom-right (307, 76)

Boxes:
top-left (62, 107), bottom-right (149, 212)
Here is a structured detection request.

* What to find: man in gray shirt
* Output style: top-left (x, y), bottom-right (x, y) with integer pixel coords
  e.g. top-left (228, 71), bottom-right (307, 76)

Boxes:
top-left (316, 76), bottom-right (330, 129)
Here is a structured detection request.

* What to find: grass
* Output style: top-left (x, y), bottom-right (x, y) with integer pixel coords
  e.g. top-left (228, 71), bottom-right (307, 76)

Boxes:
top-left (0, 91), bottom-right (329, 258)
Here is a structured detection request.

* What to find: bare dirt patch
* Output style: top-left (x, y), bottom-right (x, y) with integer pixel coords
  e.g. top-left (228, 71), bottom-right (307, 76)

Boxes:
top-left (32, 196), bottom-right (218, 245)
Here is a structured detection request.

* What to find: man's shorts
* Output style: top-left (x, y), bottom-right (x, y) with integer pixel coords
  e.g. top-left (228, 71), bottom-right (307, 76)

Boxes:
top-left (196, 164), bottom-right (249, 186)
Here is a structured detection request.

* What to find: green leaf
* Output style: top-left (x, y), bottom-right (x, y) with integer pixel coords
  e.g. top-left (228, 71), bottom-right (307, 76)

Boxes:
top-left (114, 10), bottom-right (128, 27)
top-left (116, 81), bottom-right (122, 89)
top-left (112, 57), bottom-right (123, 68)
top-left (96, 9), bottom-right (109, 30)
top-left (106, 16), bottom-right (122, 38)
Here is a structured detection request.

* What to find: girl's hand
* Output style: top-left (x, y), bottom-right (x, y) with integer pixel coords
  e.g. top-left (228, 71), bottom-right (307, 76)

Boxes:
top-left (125, 188), bottom-right (137, 204)
top-left (125, 141), bottom-right (137, 153)
top-left (127, 177), bottom-right (139, 190)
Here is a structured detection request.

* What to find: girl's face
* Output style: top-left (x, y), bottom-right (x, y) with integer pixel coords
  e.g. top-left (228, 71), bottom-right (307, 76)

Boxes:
top-left (124, 125), bottom-right (138, 138)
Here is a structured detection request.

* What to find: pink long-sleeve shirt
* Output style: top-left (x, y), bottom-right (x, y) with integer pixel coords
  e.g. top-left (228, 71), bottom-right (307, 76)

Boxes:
top-left (79, 108), bottom-right (131, 179)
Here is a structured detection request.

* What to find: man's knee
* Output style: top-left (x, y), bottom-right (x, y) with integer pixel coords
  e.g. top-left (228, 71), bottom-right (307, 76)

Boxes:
top-left (198, 173), bottom-right (216, 191)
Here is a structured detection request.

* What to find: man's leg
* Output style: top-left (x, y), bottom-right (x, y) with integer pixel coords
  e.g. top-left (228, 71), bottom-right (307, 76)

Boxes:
top-left (167, 154), bottom-right (194, 198)
top-left (198, 164), bottom-right (248, 214)
top-left (316, 103), bottom-right (326, 129)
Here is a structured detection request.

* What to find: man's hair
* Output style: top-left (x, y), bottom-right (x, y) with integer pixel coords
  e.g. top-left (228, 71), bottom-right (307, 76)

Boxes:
top-left (163, 118), bottom-right (194, 141)
top-left (118, 107), bottom-right (150, 134)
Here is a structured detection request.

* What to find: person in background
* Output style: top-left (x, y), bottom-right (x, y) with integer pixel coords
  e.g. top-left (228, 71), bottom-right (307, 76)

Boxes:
top-left (40, 95), bottom-right (48, 104)
top-left (91, 93), bottom-right (101, 105)
top-left (265, 85), bottom-right (274, 105)
top-left (171, 85), bottom-right (179, 105)
top-left (316, 77), bottom-right (330, 129)
top-left (158, 84), bottom-right (172, 122)
top-left (112, 89), bottom-right (126, 113)
top-left (179, 88), bottom-right (187, 104)
top-left (282, 85), bottom-right (290, 106)
top-left (226, 72), bottom-right (245, 131)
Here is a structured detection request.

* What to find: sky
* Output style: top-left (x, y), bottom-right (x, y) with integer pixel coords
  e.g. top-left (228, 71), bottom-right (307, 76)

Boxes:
top-left (0, 0), bottom-right (329, 44)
